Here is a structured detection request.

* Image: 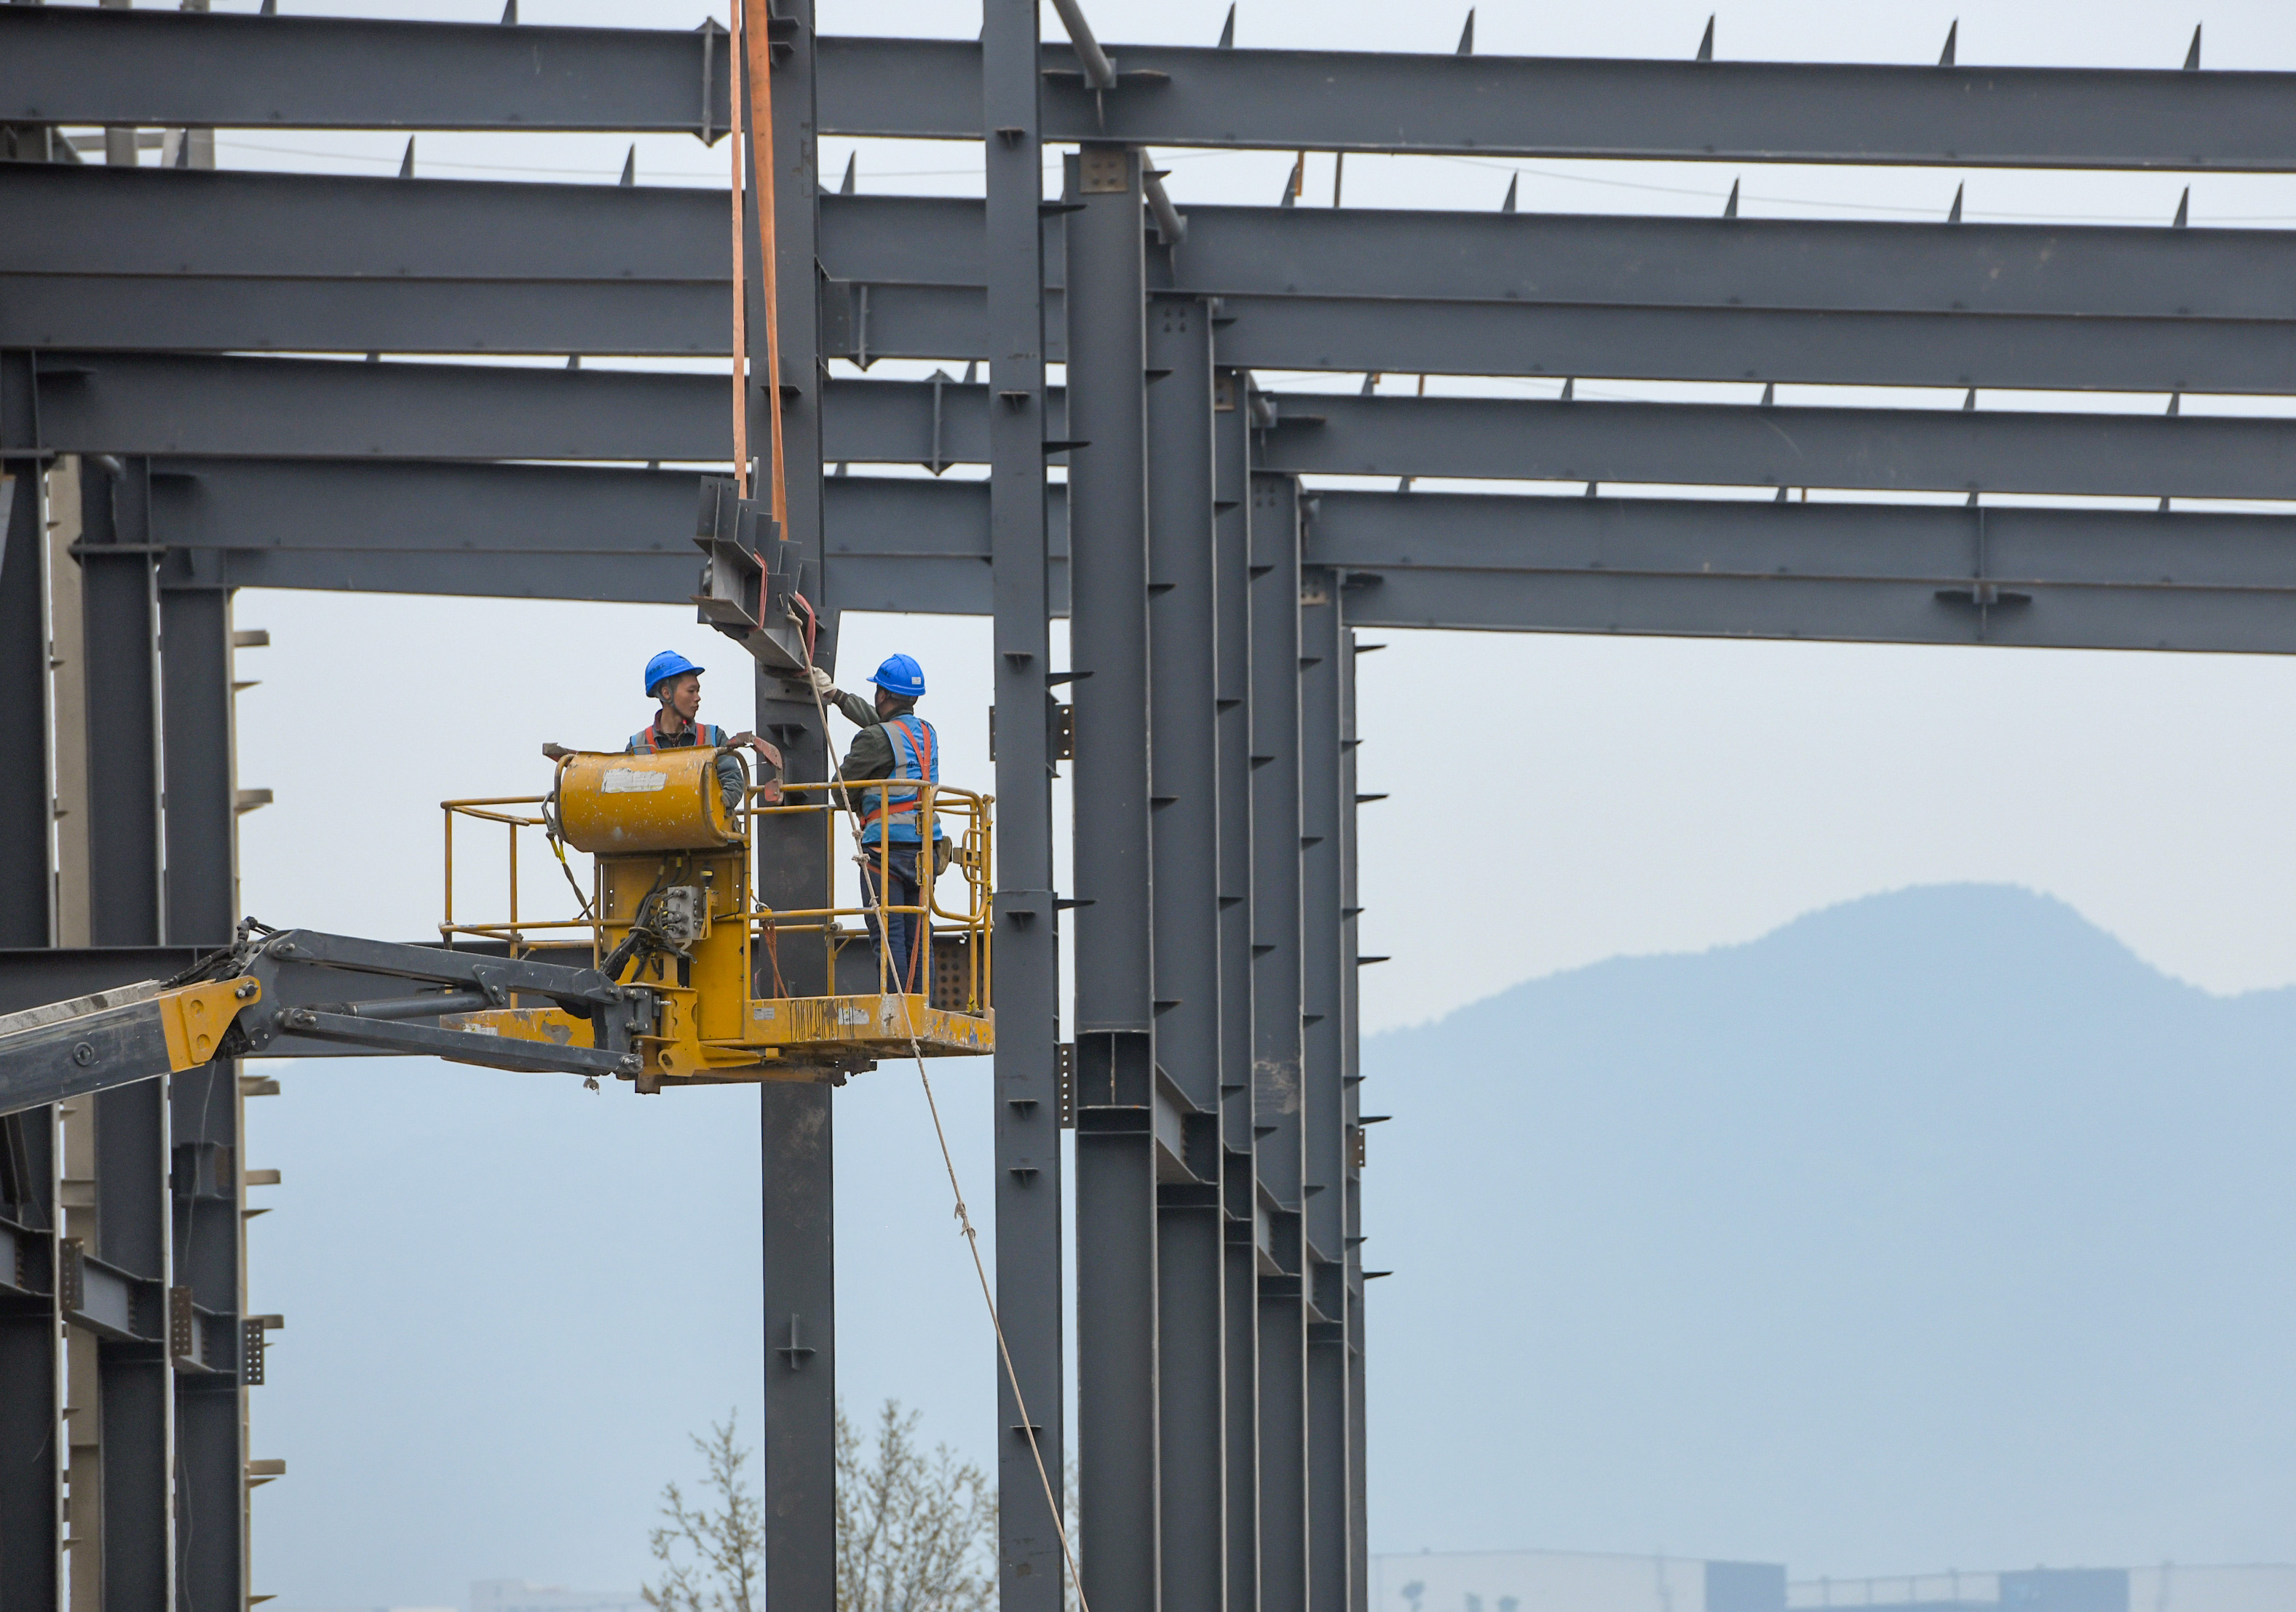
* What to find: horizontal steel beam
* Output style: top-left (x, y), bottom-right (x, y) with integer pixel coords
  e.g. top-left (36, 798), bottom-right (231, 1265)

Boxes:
top-left (0, 274), bottom-right (733, 359)
top-left (1311, 489), bottom-right (2296, 653)
top-left (0, 7), bottom-right (730, 135)
top-left (15, 272), bottom-right (2294, 399)
top-left (821, 36), bottom-right (2296, 172)
top-left (127, 458), bottom-right (1072, 611)
top-left (1252, 390), bottom-right (2296, 502)
top-left (89, 457), bottom-right (2296, 655)
top-left (33, 357), bottom-right (2292, 502)
top-left (17, 166), bottom-right (2296, 325)
top-left (11, 11), bottom-right (2296, 171)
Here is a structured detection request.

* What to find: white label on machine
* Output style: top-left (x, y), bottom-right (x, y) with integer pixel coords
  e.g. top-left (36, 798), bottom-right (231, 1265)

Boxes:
top-left (601, 768), bottom-right (668, 794)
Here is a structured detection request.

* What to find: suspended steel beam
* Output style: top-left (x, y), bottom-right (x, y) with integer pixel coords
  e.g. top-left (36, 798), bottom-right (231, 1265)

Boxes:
top-left (35, 357), bottom-right (2296, 505)
top-left (12, 10), bottom-right (2296, 171)
top-left (17, 168), bottom-right (2295, 328)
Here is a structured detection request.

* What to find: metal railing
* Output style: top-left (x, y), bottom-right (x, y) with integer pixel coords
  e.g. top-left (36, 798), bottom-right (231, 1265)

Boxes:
top-left (438, 781), bottom-right (994, 1015)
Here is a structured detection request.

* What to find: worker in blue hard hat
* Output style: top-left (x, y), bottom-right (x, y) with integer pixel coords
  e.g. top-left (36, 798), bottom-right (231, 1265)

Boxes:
top-left (542, 650), bottom-right (780, 820)
top-left (809, 652), bottom-right (946, 992)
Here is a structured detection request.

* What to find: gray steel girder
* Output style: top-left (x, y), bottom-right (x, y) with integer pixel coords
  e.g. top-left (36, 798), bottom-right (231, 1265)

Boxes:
top-left (95, 456), bottom-right (2296, 654)
top-left (11, 9), bottom-right (2296, 170)
top-left (0, 7), bottom-right (732, 136)
top-left (15, 275), bottom-right (2296, 400)
top-left (16, 167), bottom-right (2296, 325)
top-left (33, 357), bottom-right (2296, 505)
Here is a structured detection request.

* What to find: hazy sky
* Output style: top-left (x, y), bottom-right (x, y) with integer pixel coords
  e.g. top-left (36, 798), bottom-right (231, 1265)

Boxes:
top-left (104, 0), bottom-right (2296, 1597)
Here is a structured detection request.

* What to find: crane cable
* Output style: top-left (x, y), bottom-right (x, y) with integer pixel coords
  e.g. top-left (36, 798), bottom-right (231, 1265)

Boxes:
top-left (784, 620), bottom-right (1090, 1612)
top-left (731, 0), bottom-right (788, 521)
top-left (730, 11), bottom-right (1082, 1600)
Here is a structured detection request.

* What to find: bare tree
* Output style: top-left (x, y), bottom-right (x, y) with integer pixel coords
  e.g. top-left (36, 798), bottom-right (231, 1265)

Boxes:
top-left (836, 1399), bottom-right (997, 1612)
top-left (643, 1415), bottom-right (763, 1612)
top-left (642, 1402), bottom-right (996, 1612)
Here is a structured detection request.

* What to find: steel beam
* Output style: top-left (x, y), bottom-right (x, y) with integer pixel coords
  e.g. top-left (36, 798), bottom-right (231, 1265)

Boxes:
top-left (0, 274), bottom-right (732, 359)
top-left (15, 11), bottom-right (2296, 171)
top-left (0, 7), bottom-right (730, 135)
top-left (1066, 144), bottom-right (1159, 1612)
top-left (819, 36), bottom-right (2296, 172)
top-left (29, 270), bottom-right (2296, 403)
top-left (1248, 470), bottom-right (1308, 1612)
top-left (1252, 390), bottom-right (2296, 502)
top-left (54, 455), bottom-right (2296, 654)
top-left (982, 3), bottom-right (1066, 1605)
top-left (51, 356), bottom-right (2296, 505)
top-left (1214, 373), bottom-right (1261, 1612)
top-left (20, 167), bottom-right (2296, 331)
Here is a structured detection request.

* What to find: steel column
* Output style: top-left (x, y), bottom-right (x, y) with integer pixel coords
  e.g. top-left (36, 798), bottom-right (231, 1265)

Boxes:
top-left (0, 455), bottom-right (60, 1607)
top-left (79, 454), bottom-right (176, 1611)
top-left (749, 5), bottom-right (839, 1608)
top-left (983, 1), bottom-right (1066, 1603)
top-left (159, 582), bottom-right (245, 1612)
top-left (1248, 468), bottom-right (1307, 1612)
top-left (1214, 369), bottom-right (1261, 1612)
top-left (1065, 143), bottom-right (1158, 1612)
top-left (1339, 628), bottom-right (1368, 1612)
top-left (1299, 570), bottom-right (1350, 1612)
top-left (1147, 292), bottom-right (1226, 1610)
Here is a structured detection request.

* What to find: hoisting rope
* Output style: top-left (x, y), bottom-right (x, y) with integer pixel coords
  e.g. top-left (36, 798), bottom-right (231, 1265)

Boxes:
top-left (729, 0), bottom-right (788, 523)
top-left (782, 616), bottom-right (1090, 1612)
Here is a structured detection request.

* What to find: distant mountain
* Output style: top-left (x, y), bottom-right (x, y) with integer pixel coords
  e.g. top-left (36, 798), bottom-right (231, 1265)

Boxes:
top-left (1361, 885), bottom-right (2296, 1576)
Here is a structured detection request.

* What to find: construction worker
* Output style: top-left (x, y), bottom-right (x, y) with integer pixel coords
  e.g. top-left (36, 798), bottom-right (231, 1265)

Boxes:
top-left (810, 653), bottom-right (946, 992)
top-left (542, 651), bottom-right (781, 820)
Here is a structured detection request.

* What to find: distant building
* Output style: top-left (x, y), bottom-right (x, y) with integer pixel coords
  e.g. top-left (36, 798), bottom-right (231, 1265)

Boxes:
top-left (1369, 1548), bottom-right (1786, 1612)
top-left (1369, 1557), bottom-right (2296, 1612)
top-left (469, 1581), bottom-right (649, 1612)
top-left (1789, 1565), bottom-right (2296, 1612)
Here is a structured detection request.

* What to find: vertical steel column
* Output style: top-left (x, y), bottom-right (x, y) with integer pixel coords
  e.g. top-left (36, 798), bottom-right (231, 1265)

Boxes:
top-left (0, 445), bottom-right (47, 939)
top-left (0, 438), bottom-right (62, 1612)
top-left (1147, 293), bottom-right (1226, 1611)
top-left (1299, 569), bottom-right (1352, 1612)
top-left (1064, 142), bottom-right (1159, 1612)
top-left (1214, 370), bottom-right (1261, 1612)
top-left (1248, 467), bottom-right (1308, 1612)
top-left (81, 455), bottom-right (175, 1610)
top-left (1340, 625), bottom-right (1369, 1612)
top-left (982, 3), bottom-right (1066, 1603)
top-left (748, 4), bottom-right (839, 1606)
top-left (159, 580), bottom-right (246, 1612)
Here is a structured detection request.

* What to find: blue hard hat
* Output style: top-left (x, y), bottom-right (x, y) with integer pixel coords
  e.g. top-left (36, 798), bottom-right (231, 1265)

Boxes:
top-left (644, 649), bottom-right (705, 697)
top-left (868, 652), bottom-right (927, 699)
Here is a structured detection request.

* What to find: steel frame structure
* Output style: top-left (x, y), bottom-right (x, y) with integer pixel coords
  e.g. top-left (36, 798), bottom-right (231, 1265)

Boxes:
top-left (7, 6), bottom-right (2296, 1610)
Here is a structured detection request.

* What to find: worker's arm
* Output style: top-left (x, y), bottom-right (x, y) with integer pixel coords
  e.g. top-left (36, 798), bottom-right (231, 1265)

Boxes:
top-left (827, 688), bottom-right (879, 730)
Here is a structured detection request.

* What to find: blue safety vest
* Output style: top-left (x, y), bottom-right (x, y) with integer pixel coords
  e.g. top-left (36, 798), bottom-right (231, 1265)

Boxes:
top-left (858, 715), bottom-right (943, 845)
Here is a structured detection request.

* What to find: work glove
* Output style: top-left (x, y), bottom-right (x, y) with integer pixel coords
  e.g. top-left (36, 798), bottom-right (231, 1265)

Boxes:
top-left (805, 666), bottom-right (836, 695)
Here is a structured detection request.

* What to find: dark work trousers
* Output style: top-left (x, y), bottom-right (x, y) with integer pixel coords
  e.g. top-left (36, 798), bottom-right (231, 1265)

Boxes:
top-left (860, 842), bottom-right (927, 993)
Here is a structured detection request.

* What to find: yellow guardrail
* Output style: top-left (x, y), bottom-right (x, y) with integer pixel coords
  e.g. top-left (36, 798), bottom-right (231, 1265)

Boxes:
top-left (439, 779), bottom-right (993, 1016)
